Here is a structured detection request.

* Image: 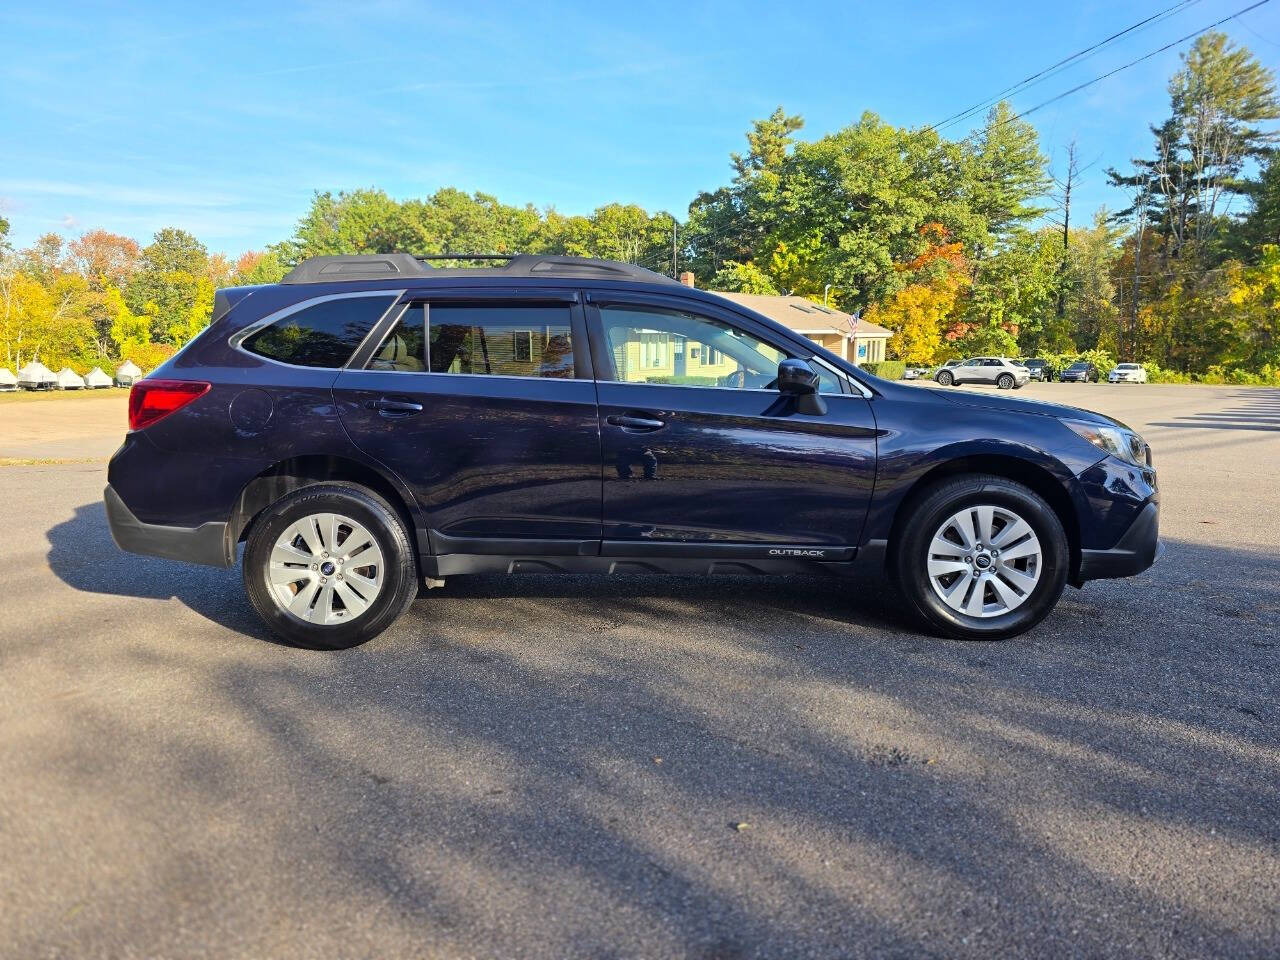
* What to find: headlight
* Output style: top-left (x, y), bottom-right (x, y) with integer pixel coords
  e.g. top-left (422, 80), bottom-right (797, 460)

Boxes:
top-left (1063, 419), bottom-right (1151, 467)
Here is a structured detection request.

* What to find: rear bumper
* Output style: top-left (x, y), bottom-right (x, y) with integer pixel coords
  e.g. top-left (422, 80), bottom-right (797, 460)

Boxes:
top-left (1076, 500), bottom-right (1160, 582)
top-left (104, 484), bottom-right (233, 568)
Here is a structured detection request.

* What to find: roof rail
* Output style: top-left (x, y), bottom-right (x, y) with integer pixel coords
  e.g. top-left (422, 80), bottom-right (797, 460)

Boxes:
top-left (279, 253), bottom-right (678, 285)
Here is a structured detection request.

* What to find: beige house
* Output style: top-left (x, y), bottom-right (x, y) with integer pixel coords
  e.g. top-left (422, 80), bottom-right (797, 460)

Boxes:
top-left (700, 285), bottom-right (894, 365)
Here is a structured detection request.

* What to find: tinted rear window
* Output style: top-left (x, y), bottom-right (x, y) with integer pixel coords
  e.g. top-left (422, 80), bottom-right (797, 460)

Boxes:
top-left (243, 295), bottom-right (394, 367)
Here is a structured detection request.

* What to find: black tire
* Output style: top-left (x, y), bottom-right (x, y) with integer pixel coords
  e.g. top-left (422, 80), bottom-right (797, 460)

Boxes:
top-left (936, 370), bottom-right (954, 386)
top-left (996, 373), bottom-right (1014, 390)
top-left (242, 483), bottom-right (418, 649)
top-left (893, 474), bottom-right (1069, 641)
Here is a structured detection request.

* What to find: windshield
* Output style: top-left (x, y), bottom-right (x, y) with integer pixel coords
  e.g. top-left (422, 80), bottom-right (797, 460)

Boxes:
top-left (1067, 362), bottom-right (1088, 371)
top-left (1117, 363), bottom-right (1140, 370)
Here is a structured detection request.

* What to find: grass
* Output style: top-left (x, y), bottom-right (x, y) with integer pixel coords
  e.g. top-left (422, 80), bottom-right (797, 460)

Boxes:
top-left (0, 388), bottom-right (129, 404)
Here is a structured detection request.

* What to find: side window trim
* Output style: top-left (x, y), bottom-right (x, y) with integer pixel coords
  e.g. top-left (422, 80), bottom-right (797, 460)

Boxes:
top-left (230, 290), bottom-right (404, 370)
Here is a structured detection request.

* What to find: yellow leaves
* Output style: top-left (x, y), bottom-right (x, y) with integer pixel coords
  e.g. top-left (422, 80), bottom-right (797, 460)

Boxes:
top-left (1228, 245), bottom-right (1280, 307)
top-left (119, 340), bottom-right (176, 373)
top-left (868, 225), bottom-right (971, 365)
top-left (769, 235), bottom-right (826, 299)
top-left (105, 282), bottom-right (148, 351)
top-left (168, 274), bottom-right (214, 346)
top-left (869, 280), bottom-right (963, 365)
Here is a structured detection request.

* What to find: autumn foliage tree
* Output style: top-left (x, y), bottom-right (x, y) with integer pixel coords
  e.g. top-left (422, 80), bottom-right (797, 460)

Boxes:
top-left (865, 225), bottom-right (969, 363)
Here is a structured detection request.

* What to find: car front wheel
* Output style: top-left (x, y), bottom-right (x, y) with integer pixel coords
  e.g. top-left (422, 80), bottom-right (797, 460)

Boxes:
top-left (243, 483), bottom-right (419, 649)
top-left (893, 475), bottom-right (1069, 641)
top-left (936, 371), bottom-right (954, 386)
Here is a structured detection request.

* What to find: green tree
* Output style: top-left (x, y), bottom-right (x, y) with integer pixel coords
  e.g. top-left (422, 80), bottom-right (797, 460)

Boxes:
top-left (1239, 153), bottom-right (1280, 252)
top-left (1110, 33), bottom-right (1279, 263)
top-left (1060, 212), bottom-right (1123, 352)
top-left (964, 101), bottom-right (1050, 242)
top-left (234, 250), bottom-right (289, 285)
top-left (684, 108), bottom-right (804, 280)
top-left (279, 189), bottom-right (402, 261)
top-left (709, 261), bottom-right (779, 294)
top-left (125, 229), bottom-right (209, 344)
top-left (761, 112), bottom-right (975, 308)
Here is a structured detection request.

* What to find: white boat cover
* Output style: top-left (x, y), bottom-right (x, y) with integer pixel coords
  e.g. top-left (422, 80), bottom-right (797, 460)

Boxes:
top-left (56, 367), bottom-right (86, 389)
top-left (18, 361), bottom-right (56, 387)
top-left (115, 360), bottom-right (143, 383)
top-left (0, 367), bottom-right (17, 388)
top-left (84, 366), bottom-right (113, 388)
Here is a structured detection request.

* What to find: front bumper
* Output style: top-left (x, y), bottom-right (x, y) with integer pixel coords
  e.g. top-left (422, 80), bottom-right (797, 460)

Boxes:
top-left (104, 484), bottom-right (233, 567)
top-left (1076, 500), bottom-right (1160, 582)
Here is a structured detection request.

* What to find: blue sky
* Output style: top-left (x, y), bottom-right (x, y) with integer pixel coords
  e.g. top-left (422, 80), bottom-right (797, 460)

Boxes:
top-left (2, 0), bottom-right (1279, 255)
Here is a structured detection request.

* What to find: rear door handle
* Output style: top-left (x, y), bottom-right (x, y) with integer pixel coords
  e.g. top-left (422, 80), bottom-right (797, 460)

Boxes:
top-left (606, 414), bottom-right (665, 431)
top-left (368, 397), bottom-right (424, 416)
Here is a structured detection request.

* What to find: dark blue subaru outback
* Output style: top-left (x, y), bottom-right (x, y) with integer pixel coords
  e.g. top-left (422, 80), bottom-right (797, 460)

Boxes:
top-left (105, 254), bottom-right (1159, 649)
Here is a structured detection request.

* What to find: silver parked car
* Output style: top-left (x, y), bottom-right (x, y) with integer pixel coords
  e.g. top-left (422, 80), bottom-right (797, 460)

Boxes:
top-left (934, 357), bottom-right (1030, 390)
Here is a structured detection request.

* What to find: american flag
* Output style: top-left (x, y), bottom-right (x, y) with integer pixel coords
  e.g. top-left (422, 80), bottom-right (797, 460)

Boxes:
top-left (847, 308), bottom-right (861, 338)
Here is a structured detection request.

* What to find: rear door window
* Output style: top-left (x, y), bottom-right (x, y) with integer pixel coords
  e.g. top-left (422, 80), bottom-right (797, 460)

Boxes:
top-left (243, 295), bottom-right (395, 368)
top-left (431, 304), bottom-right (576, 378)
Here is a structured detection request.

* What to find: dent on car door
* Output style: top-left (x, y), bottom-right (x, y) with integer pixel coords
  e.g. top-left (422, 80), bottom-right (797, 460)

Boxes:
top-left (586, 294), bottom-right (877, 552)
top-left (331, 294), bottom-right (604, 550)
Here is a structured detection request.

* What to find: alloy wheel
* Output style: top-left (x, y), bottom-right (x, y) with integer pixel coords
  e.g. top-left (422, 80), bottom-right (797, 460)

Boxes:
top-left (926, 505), bottom-right (1042, 618)
top-left (266, 512), bottom-right (385, 624)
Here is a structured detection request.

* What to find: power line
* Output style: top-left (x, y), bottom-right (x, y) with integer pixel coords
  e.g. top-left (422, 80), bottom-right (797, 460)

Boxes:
top-left (1008, 0), bottom-right (1274, 124)
top-left (929, 0), bottom-right (1203, 133)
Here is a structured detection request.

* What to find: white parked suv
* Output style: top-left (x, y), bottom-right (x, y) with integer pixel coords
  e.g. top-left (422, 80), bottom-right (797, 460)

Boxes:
top-left (1108, 363), bottom-right (1148, 384)
top-left (934, 357), bottom-right (1030, 389)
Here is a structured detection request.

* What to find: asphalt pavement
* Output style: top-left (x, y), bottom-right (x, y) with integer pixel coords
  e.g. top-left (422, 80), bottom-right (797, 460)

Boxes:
top-left (1, 383), bottom-right (1277, 958)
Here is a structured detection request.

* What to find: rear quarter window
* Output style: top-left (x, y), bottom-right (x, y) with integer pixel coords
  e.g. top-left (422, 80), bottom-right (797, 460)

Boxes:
top-left (242, 295), bottom-right (395, 367)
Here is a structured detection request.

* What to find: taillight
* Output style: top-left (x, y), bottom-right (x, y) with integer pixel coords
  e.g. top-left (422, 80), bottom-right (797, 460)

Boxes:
top-left (128, 379), bottom-right (211, 431)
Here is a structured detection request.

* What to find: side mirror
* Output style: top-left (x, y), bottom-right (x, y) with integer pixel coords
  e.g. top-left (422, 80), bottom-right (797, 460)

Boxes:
top-left (776, 358), bottom-right (827, 416)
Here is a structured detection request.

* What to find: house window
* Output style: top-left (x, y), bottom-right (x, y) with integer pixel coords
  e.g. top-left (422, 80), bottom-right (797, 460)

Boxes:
top-left (513, 331), bottom-right (534, 362)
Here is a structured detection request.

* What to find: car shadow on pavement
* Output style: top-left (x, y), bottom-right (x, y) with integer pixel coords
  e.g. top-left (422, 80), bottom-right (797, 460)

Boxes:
top-left (29, 500), bottom-right (1280, 956)
top-left (1148, 388), bottom-right (1280, 431)
top-left (44, 500), bottom-right (275, 641)
top-left (45, 498), bottom-right (914, 643)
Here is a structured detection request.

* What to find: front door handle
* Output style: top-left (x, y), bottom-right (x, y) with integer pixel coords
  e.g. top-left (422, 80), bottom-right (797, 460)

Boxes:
top-left (606, 414), bottom-right (665, 431)
top-left (368, 397), bottom-right (424, 416)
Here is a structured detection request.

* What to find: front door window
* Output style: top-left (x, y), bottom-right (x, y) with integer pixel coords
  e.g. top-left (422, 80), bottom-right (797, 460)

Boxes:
top-left (598, 305), bottom-right (842, 393)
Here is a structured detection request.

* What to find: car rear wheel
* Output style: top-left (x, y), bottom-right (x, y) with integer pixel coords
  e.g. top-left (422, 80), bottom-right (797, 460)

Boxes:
top-left (936, 371), bottom-right (954, 386)
top-left (894, 474), bottom-right (1069, 641)
top-left (997, 373), bottom-right (1014, 390)
top-left (243, 483), bottom-right (418, 649)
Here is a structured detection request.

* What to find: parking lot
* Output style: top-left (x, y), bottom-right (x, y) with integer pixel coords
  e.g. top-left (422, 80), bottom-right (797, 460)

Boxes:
top-left (2, 383), bottom-right (1278, 958)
